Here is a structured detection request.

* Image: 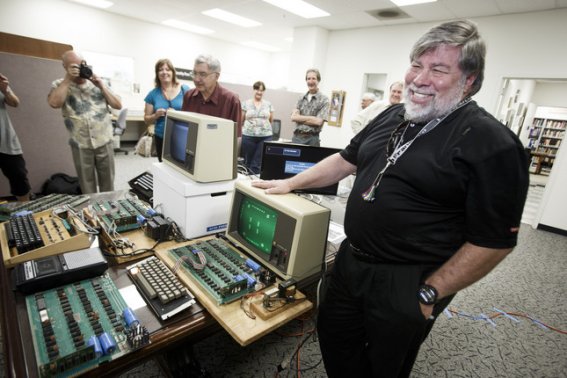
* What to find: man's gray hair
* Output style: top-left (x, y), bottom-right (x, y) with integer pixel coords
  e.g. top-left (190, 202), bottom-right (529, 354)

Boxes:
top-left (195, 54), bottom-right (221, 73)
top-left (361, 92), bottom-right (376, 101)
top-left (390, 81), bottom-right (404, 90)
top-left (410, 20), bottom-right (485, 97)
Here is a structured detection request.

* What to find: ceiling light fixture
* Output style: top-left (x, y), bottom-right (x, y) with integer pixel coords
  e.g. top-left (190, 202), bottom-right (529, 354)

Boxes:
top-left (241, 41), bottom-right (281, 52)
top-left (162, 19), bottom-right (214, 35)
top-left (202, 8), bottom-right (262, 27)
top-left (262, 0), bottom-right (329, 19)
top-left (68, 0), bottom-right (113, 9)
top-left (391, 0), bottom-right (437, 6)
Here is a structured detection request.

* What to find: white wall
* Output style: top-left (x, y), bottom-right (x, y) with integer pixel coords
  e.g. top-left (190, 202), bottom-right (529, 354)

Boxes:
top-left (317, 9), bottom-right (567, 148)
top-left (532, 82), bottom-right (567, 108)
top-left (3, 2), bottom-right (567, 144)
top-left (2, 2), bottom-right (567, 224)
top-left (0, 0), bottom-right (283, 111)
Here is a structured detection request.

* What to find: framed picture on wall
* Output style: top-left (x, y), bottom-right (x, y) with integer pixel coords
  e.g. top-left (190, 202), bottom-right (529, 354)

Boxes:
top-left (328, 90), bottom-right (346, 127)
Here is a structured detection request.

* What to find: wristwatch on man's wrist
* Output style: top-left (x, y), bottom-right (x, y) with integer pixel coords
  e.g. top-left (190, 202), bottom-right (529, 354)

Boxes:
top-left (417, 284), bottom-right (438, 305)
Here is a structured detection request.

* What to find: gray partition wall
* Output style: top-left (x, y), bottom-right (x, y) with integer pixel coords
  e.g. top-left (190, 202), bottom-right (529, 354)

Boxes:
top-left (0, 52), bottom-right (75, 197)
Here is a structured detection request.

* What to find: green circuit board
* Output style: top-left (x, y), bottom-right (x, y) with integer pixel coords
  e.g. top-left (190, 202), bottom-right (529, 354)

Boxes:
top-left (26, 274), bottom-right (147, 377)
top-left (90, 198), bottom-right (154, 233)
top-left (168, 238), bottom-right (257, 304)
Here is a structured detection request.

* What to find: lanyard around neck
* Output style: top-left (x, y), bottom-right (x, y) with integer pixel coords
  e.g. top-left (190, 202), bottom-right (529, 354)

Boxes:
top-left (388, 98), bottom-right (471, 165)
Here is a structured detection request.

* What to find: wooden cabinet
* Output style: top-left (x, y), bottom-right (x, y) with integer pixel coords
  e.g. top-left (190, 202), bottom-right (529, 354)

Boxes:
top-left (528, 108), bottom-right (567, 175)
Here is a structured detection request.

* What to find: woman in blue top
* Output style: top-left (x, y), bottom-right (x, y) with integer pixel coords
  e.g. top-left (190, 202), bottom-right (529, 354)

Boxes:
top-left (241, 81), bottom-right (274, 174)
top-left (144, 59), bottom-right (189, 161)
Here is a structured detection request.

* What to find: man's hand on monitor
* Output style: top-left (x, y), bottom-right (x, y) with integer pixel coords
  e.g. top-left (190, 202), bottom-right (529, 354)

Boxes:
top-left (251, 179), bottom-right (292, 195)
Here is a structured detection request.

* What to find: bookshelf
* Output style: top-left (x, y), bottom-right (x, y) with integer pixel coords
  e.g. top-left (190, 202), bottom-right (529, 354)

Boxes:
top-left (528, 107), bottom-right (567, 175)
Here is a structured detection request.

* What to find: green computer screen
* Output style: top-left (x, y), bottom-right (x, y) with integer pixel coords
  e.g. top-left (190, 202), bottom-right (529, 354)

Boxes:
top-left (238, 196), bottom-right (278, 255)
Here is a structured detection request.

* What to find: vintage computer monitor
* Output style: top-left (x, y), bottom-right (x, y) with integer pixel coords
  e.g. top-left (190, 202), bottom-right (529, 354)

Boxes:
top-left (162, 110), bottom-right (237, 183)
top-left (260, 141), bottom-right (342, 195)
top-left (225, 180), bottom-right (331, 282)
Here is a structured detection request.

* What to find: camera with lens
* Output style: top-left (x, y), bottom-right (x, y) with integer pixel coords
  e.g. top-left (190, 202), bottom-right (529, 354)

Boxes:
top-left (79, 61), bottom-right (93, 79)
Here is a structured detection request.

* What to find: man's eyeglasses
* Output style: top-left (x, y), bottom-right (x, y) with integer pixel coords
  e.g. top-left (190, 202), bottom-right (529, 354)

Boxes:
top-left (386, 120), bottom-right (412, 158)
top-left (362, 120), bottom-right (412, 203)
top-left (191, 71), bottom-right (216, 80)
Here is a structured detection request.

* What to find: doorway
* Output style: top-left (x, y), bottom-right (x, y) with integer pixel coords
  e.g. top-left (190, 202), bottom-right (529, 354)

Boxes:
top-left (495, 78), bottom-right (567, 225)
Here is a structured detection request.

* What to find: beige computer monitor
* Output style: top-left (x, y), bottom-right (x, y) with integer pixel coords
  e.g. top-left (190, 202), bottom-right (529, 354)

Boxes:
top-left (162, 110), bottom-right (237, 183)
top-left (225, 180), bottom-right (331, 282)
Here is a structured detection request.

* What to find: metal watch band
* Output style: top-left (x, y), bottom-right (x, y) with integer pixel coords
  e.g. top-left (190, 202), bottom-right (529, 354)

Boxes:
top-left (417, 284), bottom-right (438, 305)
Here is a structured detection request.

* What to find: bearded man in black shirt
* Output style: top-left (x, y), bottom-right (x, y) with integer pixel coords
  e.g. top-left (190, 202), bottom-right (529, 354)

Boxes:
top-left (253, 20), bottom-right (528, 377)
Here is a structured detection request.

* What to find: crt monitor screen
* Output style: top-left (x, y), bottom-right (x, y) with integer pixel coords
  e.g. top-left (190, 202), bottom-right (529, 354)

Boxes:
top-left (226, 180), bottom-right (331, 282)
top-left (260, 142), bottom-right (341, 195)
top-left (170, 120), bottom-right (189, 164)
top-left (237, 195), bottom-right (278, 256)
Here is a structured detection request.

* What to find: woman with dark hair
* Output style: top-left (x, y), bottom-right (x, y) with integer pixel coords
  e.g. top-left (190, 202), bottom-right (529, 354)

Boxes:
top-left (143, 59), bottom-right (190, 161)
top-left (241, 81), bottom-right (274, 174)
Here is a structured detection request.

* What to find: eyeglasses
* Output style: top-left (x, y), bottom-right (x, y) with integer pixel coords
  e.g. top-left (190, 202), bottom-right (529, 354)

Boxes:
top-left (362, 120), bottom-right (411, 203)
top-left (386, 120), bottom-right (412, 158)
top-left (191, 71), bottom-right (216, 80)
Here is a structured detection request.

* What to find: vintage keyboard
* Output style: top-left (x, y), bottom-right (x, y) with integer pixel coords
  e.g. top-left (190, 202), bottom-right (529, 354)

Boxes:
top-left (127, 256), bottom-right (195, 320)
top-left (128, 172), bottom-right (153, 204)
top-left (6, 213), bottom-right (44, 253)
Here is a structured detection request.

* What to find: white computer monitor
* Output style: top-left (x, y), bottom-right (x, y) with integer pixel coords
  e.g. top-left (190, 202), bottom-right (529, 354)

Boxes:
top-left (162, 110), bottom-right (237, 183)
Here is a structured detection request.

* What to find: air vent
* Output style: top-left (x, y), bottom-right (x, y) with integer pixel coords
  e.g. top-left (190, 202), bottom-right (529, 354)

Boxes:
top-left (367, 8), bottom-right (411, 20)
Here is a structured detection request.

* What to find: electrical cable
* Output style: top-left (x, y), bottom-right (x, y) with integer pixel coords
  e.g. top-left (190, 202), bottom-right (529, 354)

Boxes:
top-left (445, 307), bottom-right (567, 334)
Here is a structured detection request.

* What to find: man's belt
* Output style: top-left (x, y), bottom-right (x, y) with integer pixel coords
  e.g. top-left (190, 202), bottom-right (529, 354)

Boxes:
top-left (348, 243), bottom-right (386, 264)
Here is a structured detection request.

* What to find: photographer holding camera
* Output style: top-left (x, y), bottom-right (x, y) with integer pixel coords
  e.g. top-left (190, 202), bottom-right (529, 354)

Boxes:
top-left (48, 50), bottom-right (122, 194)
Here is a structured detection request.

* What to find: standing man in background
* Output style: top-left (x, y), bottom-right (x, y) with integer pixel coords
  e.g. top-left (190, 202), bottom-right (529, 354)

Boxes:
top-left (182, 54), bottom-right (242, 145)
top-left (291, 68), bottom-right (329, 146)
top-left (253, 20), bottom-right (528, 377)
top-left (48, 50), bottom-right (122, 194)
top-left (0, 73), bottom-right (31, 202)
top-left (360, 92), bottom-right (376, 110)
top-left (351, 81), bottom-right (404, 134)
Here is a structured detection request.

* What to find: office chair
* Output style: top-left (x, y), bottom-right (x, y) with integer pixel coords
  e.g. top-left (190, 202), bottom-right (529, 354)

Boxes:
top-left (271, 119), bottom-right (281, 141)
top-left (112, 108), bottom-right (129, 155)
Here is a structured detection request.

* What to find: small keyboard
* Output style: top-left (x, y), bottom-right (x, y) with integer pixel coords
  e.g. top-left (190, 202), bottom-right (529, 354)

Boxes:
top-left (127, 256), bottom-right (195, 320)
top-left (7, 213), bottom-right (45, 253)
top-left (128, 172), bottom-right (153, 204)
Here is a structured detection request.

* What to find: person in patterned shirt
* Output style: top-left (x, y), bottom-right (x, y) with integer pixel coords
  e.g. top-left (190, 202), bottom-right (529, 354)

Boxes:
top-left (48, 50), bottom-right (122, 194)
top-left (241, 80), bottom-right (274, 174)
top-left (291, 68), bottom-right (329, 147)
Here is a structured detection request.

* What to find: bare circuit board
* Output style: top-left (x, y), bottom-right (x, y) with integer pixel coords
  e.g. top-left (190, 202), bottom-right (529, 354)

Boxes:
top-left (89, 198), bottom-right (155, 233)
top-left (26, 274), bottom-right (149, 377)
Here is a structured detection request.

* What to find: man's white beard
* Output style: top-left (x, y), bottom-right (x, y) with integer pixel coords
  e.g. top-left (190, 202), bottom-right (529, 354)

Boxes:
top-left (403, 77), bottom-right (467, 123)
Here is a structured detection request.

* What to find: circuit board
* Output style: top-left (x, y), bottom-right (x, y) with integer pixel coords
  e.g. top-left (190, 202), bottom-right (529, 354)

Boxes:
top-left (26, 275), bottom-right (149, 377)
top-left (0, 193), bottom-right (90, 221)
top-left (168, 238), bottom-right (260, 304)
top-left (89, 198), bottom-right (155, 233)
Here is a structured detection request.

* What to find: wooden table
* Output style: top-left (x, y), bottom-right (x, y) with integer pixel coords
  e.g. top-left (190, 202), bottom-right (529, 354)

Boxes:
top-left (0, 191), bottom-right (316, 377)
